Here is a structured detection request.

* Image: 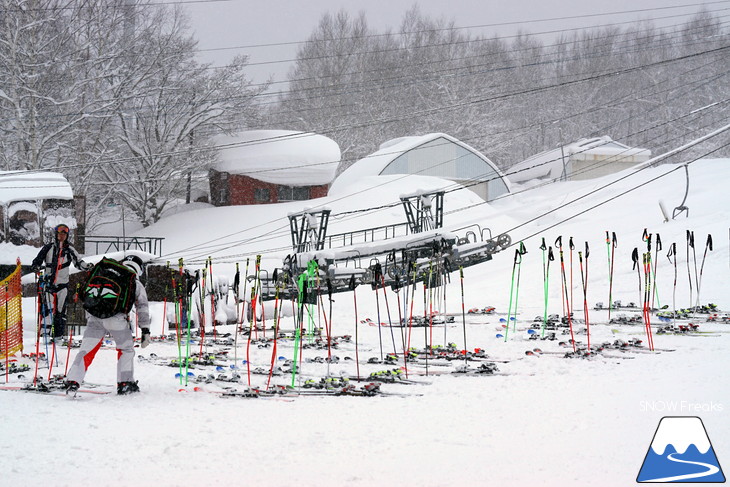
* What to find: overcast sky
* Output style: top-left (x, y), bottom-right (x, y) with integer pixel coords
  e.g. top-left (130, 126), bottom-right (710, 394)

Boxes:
top-left (185, 0), bottom-right (720, 85)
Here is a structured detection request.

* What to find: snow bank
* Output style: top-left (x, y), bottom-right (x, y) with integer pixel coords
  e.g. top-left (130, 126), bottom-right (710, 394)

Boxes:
top-left (213, 130), bottom-right (340, 185)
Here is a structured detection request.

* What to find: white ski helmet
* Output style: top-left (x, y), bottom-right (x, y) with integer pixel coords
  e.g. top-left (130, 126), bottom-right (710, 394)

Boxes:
top-left (122, 255), bottom-right (144, 277)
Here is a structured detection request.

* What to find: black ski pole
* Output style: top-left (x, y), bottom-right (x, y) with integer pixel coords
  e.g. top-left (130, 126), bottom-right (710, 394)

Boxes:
top-left (651, 234), bottom-right (662, 310)
top-left (608, 232), bottom-right (617, 319)
top-left (667, 243), bottom-right (678, 326)
top-left (686, 230), bottom-right (695, 313)
top-left (696, 234), bottom-right (713, 311)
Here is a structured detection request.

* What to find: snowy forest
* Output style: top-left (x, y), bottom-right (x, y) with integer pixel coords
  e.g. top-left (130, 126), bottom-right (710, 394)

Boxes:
top-left (1, 1), bottom-right (728, 230)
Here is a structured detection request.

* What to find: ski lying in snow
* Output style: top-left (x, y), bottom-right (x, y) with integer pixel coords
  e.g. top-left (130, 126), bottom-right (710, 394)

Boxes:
top-left (402, 362), bottom-right (510, 377)
top-left (179, 385), bottom-right (296, 402)
top-left (284, 382), bottom-right (417, 397)
top-left (202, 382), bottom-right (418, 398)
top-left (0, 383), bottom-right (112, 397)
top-left (525, 348), bottom-right (635, 360)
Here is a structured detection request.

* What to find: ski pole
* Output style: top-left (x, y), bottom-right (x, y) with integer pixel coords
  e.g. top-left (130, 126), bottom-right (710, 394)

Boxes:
top-left (47, 290), bottom-right (59, 381)
top-left (239, 258), bottom-right (250, 337)
top-left (504, 248), bottom-right (519, 343)
top-left (161, 262), bottom-right (170, 336)
top-left (569, 237), bottom-right (575, 317)
top-left (177, 259), bottom-right (187, 384)
top-left (41, 282), bottom-right (52, 377)
top-left (184, 264), bottom-right (194, 387)
top-left (393, 275), bottom-right (408, 378)
top-left (512, 242), bottom-right (526, 334)
top-left (540, 238), bottom-right (548, 337)
top-left (632, 247), bottom-right (643, 334)
top-left (208, 257), bottom-right (218, 340)
top-left (642, 252), bottom-right (655, 351)
top-left (540, 239), bottom-right (553, 338)
top-left (555, 237), bottom-right (566, 319)
top-left (305, 260), bottom-right (318, 342)
top-left (459, 266), bottom-right (468, 367)
top-left (559, 245), bottom-right (576, 352)
top-left (373, 261), bottom-right (384, 361)
top-left (233, 263), bottom-right (240, 367)
top-left (291, 272), bottom-right (306, 388)
top-left (606, 232), bottom-right (618, 319)
top-left (579, 243), bottom-right (590, 353)
top-left (605, 231), bottom-right (611, 311)
top-left (441, 264), bottom-right (448, 349)
top-left (686, 230), bottom-right (694, 314)
top-left (349, 275), bottom-right (360, 380)
top-left (696, 234), bottom-right (713, 311)
top-left (407, 263), bottom-right (417, 355)
top-left (64, 284), bottom-right (80, 376)
top-left (32, 273), bottom-right (44, 386)
top-left (427, 262), bottom-right (435, 353)
top-left (667, 243), bottom-right (677, 326)
top-left (504, 242), bottom-right (526, 342)
top-left (266, 280), bottom-right (281, 389)
top-left (379, 272), bottom-right (398, 355)
top-left (326, 278), bottom-right (334, 364)
top-left (651, 234), bottom-right (663, 310)
top-left (247, 255), bottom-right (262, 386)
top-left (198, 268), bottom-right (207, 357)
top-left (423, 268), bottom-right (430, 374)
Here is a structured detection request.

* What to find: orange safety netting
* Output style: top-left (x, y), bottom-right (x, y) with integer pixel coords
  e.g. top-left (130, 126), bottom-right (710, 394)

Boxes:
top-left (0, 260), bottom-right (23, 360)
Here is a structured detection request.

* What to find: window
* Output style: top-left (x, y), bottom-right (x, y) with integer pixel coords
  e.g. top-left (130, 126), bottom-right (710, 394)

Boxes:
top-left (293, 186), bottom-right (309, 200)
top-left (278, 185), bottom-right (309, 202)
top-left (254, 188), bottom-right (271, 202)
top-left (380, 137), bottom-right (510, 200)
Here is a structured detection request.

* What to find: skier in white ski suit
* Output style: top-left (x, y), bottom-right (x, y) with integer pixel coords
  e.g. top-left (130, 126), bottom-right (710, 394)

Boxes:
top-left (65, 255), bottom-right (151, 395)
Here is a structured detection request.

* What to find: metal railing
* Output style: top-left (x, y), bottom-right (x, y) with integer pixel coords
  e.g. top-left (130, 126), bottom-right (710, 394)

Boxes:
top-left (324, 222), bottom-right (412, 249)
top-left (83, 235), bottom-right (164, 257)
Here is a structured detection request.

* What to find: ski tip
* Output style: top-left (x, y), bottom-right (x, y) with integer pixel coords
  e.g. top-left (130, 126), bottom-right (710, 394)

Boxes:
top-left (496, 334), bottom-right (504, 338)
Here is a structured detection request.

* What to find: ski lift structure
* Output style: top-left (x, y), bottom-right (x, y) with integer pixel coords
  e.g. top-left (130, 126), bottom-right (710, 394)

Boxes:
top-left (254, 190), bottom-right (511, 302)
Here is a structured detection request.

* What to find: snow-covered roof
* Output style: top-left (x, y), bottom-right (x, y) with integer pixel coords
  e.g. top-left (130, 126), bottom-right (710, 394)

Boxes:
top-left (0, 171), bottom-right (73, 204)
top-left (329, 133), bottom-right (508, 195)
top-left (506, 136), bottom-right (651, 184)
top-left (213, 130), bottom-right (340, 186)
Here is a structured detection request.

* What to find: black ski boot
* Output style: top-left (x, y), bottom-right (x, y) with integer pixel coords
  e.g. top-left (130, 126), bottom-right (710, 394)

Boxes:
top-left (65, 381), bottom-right (80, 394)
top-left (117, 381), bottom-right (140, 395)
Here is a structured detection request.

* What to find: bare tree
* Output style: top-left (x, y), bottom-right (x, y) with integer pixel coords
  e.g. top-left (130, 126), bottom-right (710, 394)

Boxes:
top-left (108, 6), bottom-right (267, 226)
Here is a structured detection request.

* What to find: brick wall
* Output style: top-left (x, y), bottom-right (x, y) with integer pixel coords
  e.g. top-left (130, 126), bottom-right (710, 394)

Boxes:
top-left (210, 170), bottom-right (330, 206)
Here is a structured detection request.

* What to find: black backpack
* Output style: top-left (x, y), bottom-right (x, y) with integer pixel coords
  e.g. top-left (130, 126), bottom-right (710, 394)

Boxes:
top-left (82, 257), bottom-right (137, 318)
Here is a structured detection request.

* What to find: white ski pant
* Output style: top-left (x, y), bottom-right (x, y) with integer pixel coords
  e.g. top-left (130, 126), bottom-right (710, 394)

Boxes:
top-left (66, 313), bottom-right (135, 384)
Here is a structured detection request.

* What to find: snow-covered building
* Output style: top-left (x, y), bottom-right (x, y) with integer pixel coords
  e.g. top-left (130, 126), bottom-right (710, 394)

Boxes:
top-left (209, 130), bottom-right (341, 206)
top-left (329, 133), bottom-right (511, 202)
top-left (506, 136), bottom-right (652, 185)
top-left (0, 171), bottom-right (76, 249)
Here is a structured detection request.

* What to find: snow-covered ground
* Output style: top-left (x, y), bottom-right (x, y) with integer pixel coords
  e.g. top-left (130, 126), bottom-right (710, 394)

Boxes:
top-left (2, 158), bottom-right (728, 486)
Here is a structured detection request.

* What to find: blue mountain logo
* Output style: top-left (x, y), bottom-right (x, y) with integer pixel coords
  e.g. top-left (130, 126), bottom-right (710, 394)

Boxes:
top-left (637, 416), bottom-right (725, 483)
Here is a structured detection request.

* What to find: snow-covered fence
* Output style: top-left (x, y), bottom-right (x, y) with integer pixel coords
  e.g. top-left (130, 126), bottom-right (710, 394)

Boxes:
top-left (83, 236), bottom-right (164, 257)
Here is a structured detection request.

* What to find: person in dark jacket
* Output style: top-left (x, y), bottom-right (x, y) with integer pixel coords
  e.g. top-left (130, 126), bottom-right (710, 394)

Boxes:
top-left (31, 224), bottom-right (91, 340)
